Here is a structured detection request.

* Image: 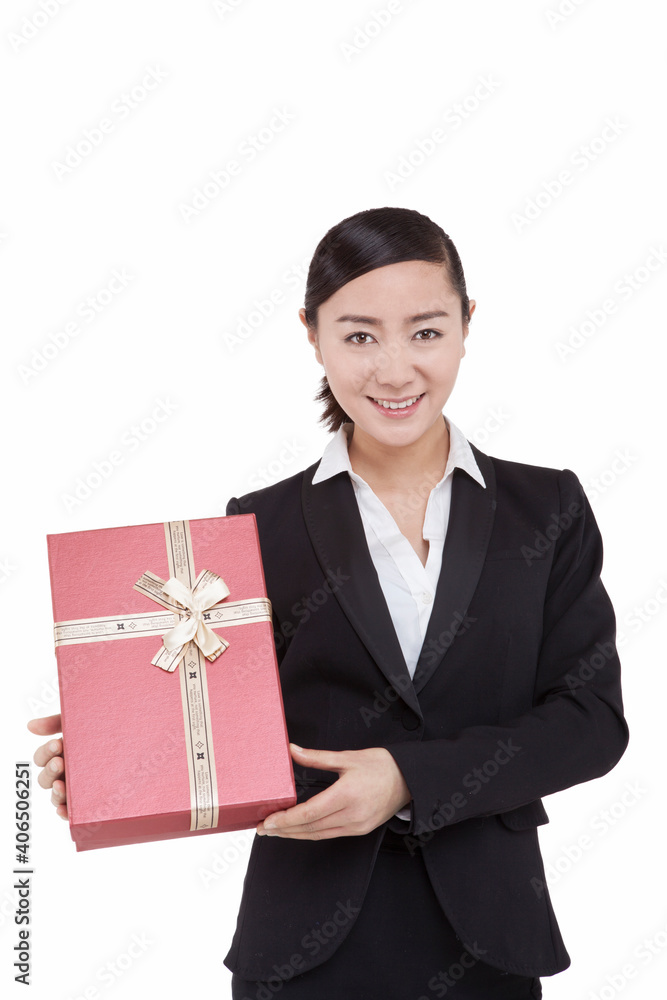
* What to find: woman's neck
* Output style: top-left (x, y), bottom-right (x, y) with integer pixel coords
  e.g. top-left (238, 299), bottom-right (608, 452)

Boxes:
top-left (346, 416), bottom-right (450, 493)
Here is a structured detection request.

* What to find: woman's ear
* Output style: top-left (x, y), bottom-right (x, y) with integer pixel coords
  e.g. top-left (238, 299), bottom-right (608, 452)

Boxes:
top-left (461, 299), bottom-right (475, 358)
top-left (301, 308), bottom-right (323, 366)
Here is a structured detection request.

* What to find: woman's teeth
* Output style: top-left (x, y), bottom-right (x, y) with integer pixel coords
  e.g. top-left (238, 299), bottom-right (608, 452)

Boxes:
top-left (371, 394), bottom-right (423, 410)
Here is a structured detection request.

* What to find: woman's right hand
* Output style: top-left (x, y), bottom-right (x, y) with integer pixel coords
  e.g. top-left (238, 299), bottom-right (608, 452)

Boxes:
top-left (26, 714), bottom-right (68, 819)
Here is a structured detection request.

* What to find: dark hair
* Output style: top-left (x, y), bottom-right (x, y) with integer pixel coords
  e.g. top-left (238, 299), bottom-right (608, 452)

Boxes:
top-left (304, 206), bottom-right (471, 432)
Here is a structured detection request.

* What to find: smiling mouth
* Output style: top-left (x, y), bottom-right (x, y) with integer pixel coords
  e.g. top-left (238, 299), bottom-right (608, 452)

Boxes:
top-left (368, 393), bottom-right (425, 410)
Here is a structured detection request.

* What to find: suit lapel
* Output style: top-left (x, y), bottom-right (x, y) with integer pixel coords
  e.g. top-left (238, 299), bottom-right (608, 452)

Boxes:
top-left (301, 442), bottom-right (496, 712)
top-left (412, 446), bottom-right (496, 693)
top-left (302, 465), bottom-right (423, 718)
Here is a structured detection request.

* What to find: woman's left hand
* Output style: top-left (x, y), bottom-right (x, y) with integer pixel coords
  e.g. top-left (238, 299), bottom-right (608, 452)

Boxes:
top-left (256, 744), bottom-right (412, 840)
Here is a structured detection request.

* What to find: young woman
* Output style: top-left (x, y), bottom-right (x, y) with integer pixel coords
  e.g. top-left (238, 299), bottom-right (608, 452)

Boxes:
top-left (29, 207), bottom-right (629, 998)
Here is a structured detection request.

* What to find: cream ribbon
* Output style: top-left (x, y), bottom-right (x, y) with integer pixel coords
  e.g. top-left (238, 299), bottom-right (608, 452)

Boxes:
top-left (133, 568), bottom-right (235, 672)
top-left (160, 574), bottom-right (230, 663)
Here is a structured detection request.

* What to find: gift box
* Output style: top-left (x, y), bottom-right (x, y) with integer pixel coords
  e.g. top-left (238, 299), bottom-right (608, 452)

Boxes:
top-left (46, 516), bottom-right (296, 851)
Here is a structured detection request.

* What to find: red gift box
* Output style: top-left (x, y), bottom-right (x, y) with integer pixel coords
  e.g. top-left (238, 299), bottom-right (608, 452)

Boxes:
top-left (46, 515), bottom-right (296, 851)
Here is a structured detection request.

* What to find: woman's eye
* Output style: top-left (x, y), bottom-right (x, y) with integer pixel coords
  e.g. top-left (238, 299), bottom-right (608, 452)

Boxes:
top-left (345, 329), bottom-right (443, 345)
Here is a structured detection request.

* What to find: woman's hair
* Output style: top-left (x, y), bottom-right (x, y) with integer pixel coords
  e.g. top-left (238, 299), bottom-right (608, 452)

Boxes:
top-left (304, 206), bottom-right (471, 432)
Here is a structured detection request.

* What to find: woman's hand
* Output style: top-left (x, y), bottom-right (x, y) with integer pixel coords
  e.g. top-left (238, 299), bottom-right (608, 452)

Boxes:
top-left (257, 744), bottom-right (411, 840)
top-left (26, 714), bottom-right (68, 820)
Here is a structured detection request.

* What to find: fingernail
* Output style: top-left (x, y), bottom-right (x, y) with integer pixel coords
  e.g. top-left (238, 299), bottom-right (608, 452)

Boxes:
top-left (257, 828), bottom-right (266, 836)
top-left (291, 744), bottom-right (303, 752)
top-left (48, 741), bottom-right (59, 753)
top-left (264, 820), bottom-right (276, 829)
top-left (50, 761), bottom-right (59, 772)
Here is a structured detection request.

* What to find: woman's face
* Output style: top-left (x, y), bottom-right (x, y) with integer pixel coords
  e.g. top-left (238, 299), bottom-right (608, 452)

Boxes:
top-left (301, 260), bottom-right (475, 448)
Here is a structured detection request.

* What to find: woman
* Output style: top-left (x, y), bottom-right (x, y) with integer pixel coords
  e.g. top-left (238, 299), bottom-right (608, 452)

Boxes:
top-left (29, 207), bottom-right (629, 998)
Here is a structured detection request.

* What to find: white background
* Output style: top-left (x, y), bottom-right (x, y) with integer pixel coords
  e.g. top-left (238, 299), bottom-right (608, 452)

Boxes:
top-left (2, 1), bottom-right (665, 997)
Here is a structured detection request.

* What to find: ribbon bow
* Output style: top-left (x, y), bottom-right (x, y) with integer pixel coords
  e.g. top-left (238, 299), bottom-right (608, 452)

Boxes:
top-left (133, 568), bottom-right (232, 672)
top-left (161, 574), bottom-right (230, 658)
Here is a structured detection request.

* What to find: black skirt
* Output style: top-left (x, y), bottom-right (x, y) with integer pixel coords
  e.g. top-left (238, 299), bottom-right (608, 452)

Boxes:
top-left (231, 826), bottom-right (542, 999)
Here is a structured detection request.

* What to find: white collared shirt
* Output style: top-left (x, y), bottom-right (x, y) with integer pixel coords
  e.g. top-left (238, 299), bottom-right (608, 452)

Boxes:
top-left (312, 413), bottom-right (486, 821)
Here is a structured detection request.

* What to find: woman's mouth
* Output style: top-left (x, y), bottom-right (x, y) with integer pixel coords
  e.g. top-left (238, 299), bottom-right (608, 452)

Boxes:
top-left (367, 393), bottom-right (425, 416)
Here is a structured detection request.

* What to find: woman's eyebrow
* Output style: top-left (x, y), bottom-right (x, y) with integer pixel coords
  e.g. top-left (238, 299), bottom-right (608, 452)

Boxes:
top-left (335, 310), bottom-right (449, 326)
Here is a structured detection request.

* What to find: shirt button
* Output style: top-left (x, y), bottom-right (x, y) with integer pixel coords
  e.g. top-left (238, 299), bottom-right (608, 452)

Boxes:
top-left (421, 592), bottom-right (433, 604)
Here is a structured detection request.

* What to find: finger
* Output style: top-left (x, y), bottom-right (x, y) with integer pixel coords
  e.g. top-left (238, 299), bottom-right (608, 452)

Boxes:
top-left (27, 714), bottom-right (62, 737)
top-left (33, 738), bottom-right (62, 768)
top-left (261, 823), bottom-right (353, 841)
top-left (37, 757), bottom-right (64, 790)
top-left (50, 779), bottom-right (67, 805)
top-left (55, 802), bottom-right (69, 820)
top-left (259, 786), bottom-right (343, 833)
top-left (260, 809), bottom-right (348, 837)
top-left (289, 744), bottom-right (350, 773)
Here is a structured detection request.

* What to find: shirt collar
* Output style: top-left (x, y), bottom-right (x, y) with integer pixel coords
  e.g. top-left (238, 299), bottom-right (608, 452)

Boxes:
top-left (311, 414), bottom-right (486, 490)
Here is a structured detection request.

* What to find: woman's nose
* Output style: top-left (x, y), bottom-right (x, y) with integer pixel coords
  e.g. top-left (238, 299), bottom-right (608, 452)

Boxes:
top-left (373, 342), bottom-right (416, 388)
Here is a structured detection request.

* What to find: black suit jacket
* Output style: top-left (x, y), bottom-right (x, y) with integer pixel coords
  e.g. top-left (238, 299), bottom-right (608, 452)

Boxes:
top-left (222, 441), bottom-right (629, 981)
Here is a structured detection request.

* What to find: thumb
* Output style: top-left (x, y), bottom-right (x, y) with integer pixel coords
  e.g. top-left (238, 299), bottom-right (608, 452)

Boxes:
top-left (289, 744), bottom-right (348, 772)
top-left (27, 714), bottom-right (62, 736)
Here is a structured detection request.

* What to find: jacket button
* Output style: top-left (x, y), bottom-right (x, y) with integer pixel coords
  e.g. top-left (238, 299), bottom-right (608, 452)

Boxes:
top-left (401, 707), bottom-right (421, 731)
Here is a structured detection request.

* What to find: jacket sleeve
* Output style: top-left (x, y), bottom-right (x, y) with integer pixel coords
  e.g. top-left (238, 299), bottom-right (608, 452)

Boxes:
top-left (383, 469), bottom-right (630, 839)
